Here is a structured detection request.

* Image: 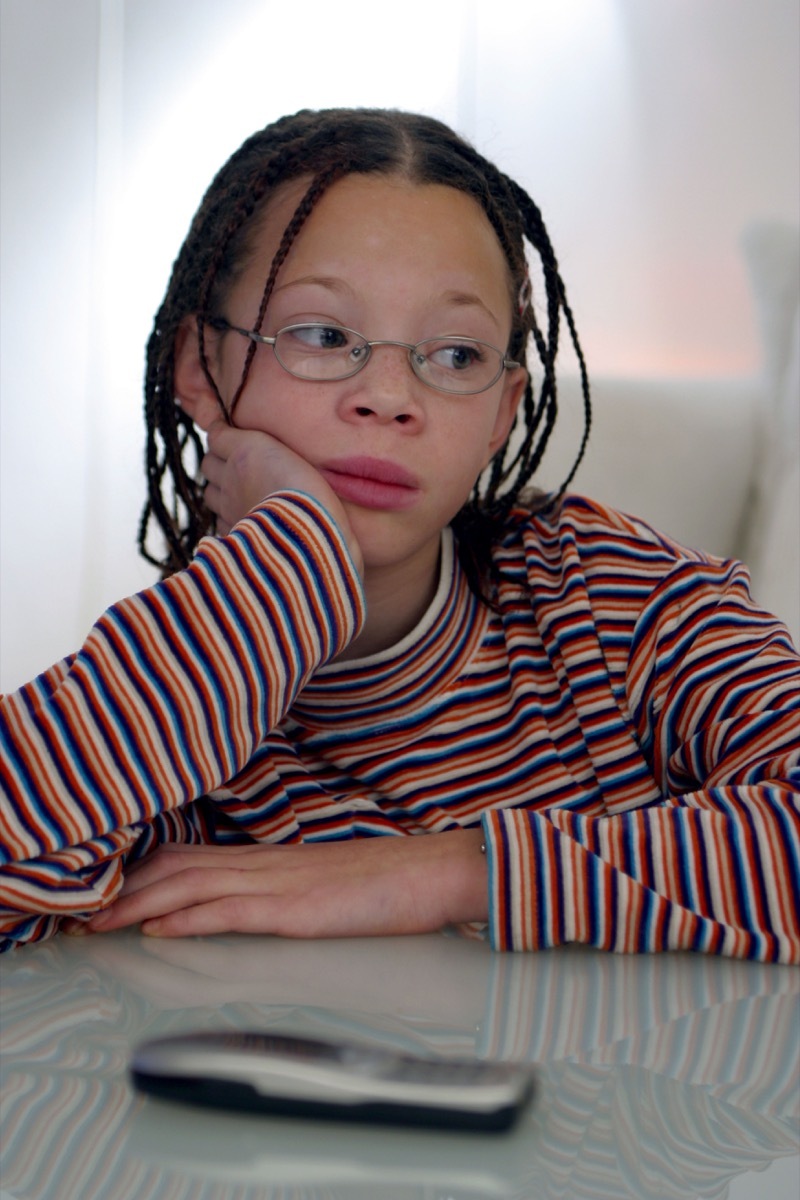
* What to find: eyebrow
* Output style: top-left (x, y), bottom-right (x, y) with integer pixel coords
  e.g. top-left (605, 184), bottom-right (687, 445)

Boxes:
top-left (441, 290), bottom-right (502, 330)
top-left (272, 275), bottom-right (352, 297)
top-left (272, 277), bottom-right (503, 329)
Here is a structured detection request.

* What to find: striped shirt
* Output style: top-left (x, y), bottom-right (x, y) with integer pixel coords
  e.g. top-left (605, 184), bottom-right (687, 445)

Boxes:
top-left (1, 491), bottom-right (798, 958)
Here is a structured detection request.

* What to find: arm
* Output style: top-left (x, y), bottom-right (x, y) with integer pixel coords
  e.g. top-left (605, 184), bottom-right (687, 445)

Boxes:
top-left (485, 560), bottom-right (800, 961)
top-left (84, 826), bottom-right (489, 940)
top-left (0, 493), bottom-right (365, 946)
top-left (485, 781), bottom-right (799, 959)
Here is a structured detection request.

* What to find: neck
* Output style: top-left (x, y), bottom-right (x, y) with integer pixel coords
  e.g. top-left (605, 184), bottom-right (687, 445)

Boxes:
top-left (336, 538), bottom-right (443, 661)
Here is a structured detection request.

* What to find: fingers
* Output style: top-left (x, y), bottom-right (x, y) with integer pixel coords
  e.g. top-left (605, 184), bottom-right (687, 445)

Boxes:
top-left (138, 895), bottom-right (280, 939)
top-left (204, 417), bottom-right (240, 457)
top-left (199, 424), bottom-right (286, 528)
top-left (199, 422), bottom-right (235, 518)
top-left (89, 863), bottom-right (272, 935)
top-left (121, 843), bottom-right (271, 895)
top-left (86, 841), bottom-right (347, 938)
top-left (199, 450), bottom-right (225, 490)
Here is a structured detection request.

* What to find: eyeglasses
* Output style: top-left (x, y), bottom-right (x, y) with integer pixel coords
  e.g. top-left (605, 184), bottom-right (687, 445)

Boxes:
top-left (211, 319), bottom-right (521, 396)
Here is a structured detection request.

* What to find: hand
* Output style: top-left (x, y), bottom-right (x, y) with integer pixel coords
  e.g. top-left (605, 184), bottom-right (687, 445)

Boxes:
top-left (86, 831), bottom-right (488, 940)
top-left (200, 419), bottom-right (363, 573)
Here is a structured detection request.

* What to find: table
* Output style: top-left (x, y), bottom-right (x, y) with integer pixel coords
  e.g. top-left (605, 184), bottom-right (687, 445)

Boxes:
top-left (1, 929), bottom-right (798, 1200)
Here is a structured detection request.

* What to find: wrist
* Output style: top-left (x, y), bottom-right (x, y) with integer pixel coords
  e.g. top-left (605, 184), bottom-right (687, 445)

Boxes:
top-left (441, 828), bottom-right (489, 926)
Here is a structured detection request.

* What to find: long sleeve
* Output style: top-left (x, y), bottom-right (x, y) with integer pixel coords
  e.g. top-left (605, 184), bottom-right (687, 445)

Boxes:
top-left (484, 547), bottom-right (800, 961)
top-left (0, 493), bottom-right (364, 946)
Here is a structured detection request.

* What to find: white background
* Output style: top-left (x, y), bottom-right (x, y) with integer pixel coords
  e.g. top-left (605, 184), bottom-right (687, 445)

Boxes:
top-left (1, 0), bottom-right (798, 691)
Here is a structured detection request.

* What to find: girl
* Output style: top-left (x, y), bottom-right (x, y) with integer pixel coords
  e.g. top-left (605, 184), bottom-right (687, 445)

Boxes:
top-left (1, 108), bottom-right (798, 959)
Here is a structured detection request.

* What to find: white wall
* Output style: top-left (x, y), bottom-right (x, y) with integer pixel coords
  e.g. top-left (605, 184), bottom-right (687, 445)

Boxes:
top-left (1, 0), bottom-right (798, 691)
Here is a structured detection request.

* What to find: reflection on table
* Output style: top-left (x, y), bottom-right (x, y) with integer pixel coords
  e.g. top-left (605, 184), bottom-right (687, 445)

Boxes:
top-left (1, 929), bottom-right (798, 1200)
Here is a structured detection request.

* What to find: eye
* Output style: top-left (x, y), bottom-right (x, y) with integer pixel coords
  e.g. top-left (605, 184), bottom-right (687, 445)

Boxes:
top-left (284, 324), bottom-right (353, 351)
top-left (424, 339), bottom-right (488, 371)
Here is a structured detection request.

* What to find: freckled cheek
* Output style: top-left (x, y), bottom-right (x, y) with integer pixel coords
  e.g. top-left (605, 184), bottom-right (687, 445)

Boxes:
top-left (227, 359), bottom-right (309, 431)
top-left (439, 410), bottom-right (502, 467)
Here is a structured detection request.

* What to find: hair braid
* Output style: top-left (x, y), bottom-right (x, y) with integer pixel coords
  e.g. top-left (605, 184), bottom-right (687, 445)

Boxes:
top-left (227, 165), bottom-right (347, 420)
top-left (505, 176), bottom-right (592, 499)
top-left (446, 163), bottom-right (591, 600)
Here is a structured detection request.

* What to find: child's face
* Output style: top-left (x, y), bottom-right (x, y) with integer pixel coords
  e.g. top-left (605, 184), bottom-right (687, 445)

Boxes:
top-left (209, 174), bottom-right (527, 579)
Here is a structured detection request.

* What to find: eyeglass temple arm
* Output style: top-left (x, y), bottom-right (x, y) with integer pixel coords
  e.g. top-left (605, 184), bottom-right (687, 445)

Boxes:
top-left (208, 317), bottom-right (276, 347)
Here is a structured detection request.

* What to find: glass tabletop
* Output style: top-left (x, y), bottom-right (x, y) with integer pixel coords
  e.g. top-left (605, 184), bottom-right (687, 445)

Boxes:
top-left (1, 929), bottom-right (797, 1200)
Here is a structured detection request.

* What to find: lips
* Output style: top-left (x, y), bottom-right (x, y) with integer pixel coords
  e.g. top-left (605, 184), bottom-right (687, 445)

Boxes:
top-left (319, 457), bottom-right (420, 510)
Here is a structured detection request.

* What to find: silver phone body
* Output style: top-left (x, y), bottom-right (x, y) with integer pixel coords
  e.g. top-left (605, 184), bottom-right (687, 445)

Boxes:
top-left (130, 1031), bottom-right (535, 1131)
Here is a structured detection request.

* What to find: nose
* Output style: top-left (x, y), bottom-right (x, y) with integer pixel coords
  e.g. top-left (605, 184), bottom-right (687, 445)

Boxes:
top-left (338, 343), bottom-right (425, 428)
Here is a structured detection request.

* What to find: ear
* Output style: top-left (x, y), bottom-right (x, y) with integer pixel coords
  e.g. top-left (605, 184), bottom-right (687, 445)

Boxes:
top-left (484, 367), bottom-right (528, 467)
top-left (173, 316), bottom-right (228, 432)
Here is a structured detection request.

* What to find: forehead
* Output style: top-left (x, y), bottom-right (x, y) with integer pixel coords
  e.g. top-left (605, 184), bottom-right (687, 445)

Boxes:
top-left (241, 173), bottom-right (514, 309)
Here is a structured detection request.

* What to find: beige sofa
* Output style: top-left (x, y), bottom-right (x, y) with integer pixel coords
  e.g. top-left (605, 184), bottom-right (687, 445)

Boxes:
top-left (535, 221), bottom-right (799, 649)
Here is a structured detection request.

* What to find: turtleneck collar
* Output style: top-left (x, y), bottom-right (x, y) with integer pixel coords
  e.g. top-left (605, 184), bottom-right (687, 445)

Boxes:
top-left (288, 529), bottom-right (489, 731)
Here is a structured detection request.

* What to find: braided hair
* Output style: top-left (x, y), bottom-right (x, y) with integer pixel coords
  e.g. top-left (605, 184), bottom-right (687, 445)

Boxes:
top-left (139, 107), bottom-right (591, 601)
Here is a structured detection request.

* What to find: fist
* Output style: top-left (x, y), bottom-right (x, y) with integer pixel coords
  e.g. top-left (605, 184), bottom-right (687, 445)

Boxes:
top-left (201, 421), bottom-right (362, 573)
